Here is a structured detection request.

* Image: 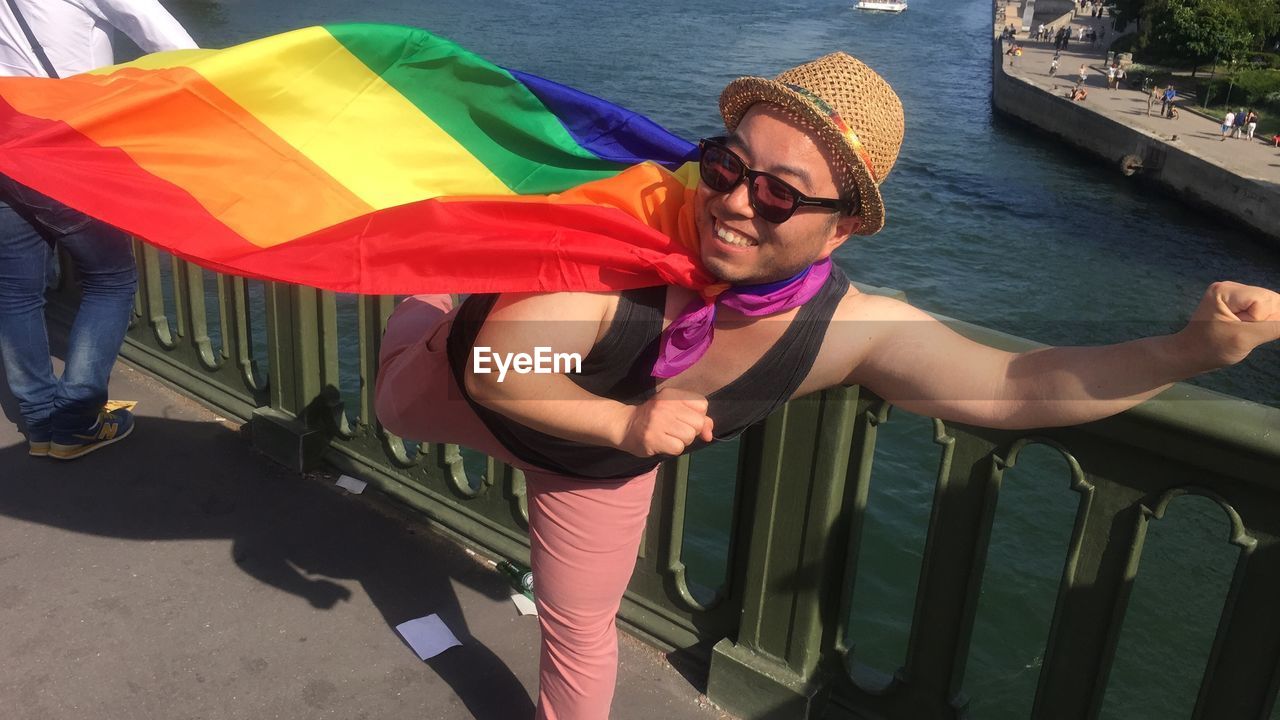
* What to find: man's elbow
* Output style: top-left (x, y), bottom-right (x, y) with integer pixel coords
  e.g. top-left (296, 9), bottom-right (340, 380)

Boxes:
top-left (463, 365), bottom-right (505, 409)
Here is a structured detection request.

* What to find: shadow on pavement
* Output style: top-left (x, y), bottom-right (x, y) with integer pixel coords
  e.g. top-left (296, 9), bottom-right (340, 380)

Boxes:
top-left (0, 395), bottom-right (536, 718)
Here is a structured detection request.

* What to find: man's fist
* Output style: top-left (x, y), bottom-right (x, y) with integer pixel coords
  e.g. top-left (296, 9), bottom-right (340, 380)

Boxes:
top-left (1176, 281), bottom-right (1280, 371)
top-left (616, 388), bottom-right (715, 457)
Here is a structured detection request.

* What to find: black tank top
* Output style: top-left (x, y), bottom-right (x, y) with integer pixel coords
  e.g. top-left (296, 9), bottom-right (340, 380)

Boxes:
top-left (446, 269), bottom-right (850, 480)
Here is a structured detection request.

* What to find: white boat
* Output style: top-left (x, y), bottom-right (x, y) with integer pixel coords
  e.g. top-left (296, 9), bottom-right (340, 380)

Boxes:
top-left (855, 1), bottom-right (908, 12)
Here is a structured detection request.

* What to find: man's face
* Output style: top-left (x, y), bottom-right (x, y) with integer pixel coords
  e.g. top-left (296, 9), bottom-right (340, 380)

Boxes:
top-left (693, 104), bottom-right (862, 285)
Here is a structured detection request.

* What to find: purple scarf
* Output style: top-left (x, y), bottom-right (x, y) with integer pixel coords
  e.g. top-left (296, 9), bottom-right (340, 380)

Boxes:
top-left (652, 259), bottom-right (833, 378)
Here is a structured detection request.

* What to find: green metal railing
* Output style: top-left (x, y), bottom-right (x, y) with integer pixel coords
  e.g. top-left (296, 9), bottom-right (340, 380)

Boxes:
top-left (48, 248), bottom-right (1280, 719)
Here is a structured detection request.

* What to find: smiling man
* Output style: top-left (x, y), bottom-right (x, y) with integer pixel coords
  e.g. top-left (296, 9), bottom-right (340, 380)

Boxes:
top-left (375, 53), bottom-right (1280, 720)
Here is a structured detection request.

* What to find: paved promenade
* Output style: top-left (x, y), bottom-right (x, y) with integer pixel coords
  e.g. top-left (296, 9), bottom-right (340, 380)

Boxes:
top-left (0, 356), bottom-right (731, 719)
top-left (1003, 13), bottom-right (1280, 183)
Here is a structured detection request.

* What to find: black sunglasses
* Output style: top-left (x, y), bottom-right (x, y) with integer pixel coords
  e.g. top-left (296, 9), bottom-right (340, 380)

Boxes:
top-left (698, 137), bottom-right (859, 224)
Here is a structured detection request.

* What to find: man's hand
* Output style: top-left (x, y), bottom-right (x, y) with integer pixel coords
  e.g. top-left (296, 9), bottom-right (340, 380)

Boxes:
top-left (616, 388), bottom-right (714, 457)
top-left (1174, 282), bottom-right (1280, 372)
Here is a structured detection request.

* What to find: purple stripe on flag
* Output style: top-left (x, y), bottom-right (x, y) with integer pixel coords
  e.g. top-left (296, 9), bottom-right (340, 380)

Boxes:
top-left (506, 68), bottom-right (696, 169)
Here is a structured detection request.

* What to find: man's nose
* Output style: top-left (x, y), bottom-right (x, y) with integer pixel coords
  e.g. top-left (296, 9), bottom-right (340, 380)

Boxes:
top-left (721, 177), bottom-right (755, 218)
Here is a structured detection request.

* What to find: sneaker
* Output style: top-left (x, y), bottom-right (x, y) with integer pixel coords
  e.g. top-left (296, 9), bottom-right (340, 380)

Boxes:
top-left (25, 425), bottom-right (51, 457)
top-left (49, 408), bottom-right (135, 461)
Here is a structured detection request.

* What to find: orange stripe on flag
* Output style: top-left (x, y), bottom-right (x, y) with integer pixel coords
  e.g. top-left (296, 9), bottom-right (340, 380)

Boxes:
top-left (3, 66), bottom-right (372, 248)
top-left (438, 161), bottom-right (701, 248)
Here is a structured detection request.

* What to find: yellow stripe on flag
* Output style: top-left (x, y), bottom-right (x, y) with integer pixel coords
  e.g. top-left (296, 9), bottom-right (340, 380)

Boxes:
top-left (110, 27), bottom-right (512, 209)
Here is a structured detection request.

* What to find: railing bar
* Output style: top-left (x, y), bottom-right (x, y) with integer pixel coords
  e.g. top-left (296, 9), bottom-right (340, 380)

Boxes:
top-left (834, 396), bottom-right (886, 659)
top-left (140, 243), bottom-right (174, 348)
top-left (357, 295), bottom-right (373, 426)
top-left (898, 428), bottom-right (992, 705)
top-left (182, 261), bottom-right (219, 369)
top-left (1191, 536), bottom-right (1280, 719)
top-left (130, 238), bottom-right (144, 322)
top-left (169, 253), bottom-right (187, 339)
top-left (1032, 478), bottom-right (1146, 718)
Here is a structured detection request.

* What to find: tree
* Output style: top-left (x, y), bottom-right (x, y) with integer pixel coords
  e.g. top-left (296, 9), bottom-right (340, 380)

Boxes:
top-left (1236, 0), bottom-right (1280, 50)
top-left (1150, 0), bottom-right (1256, 74)
top-left (1108, 0), bottom-right (1158, 33)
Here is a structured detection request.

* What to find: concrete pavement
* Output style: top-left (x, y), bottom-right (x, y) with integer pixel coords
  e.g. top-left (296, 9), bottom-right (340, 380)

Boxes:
top-left (1005, 13), bottom-right (1280, 184)
top-left (0, 356), bottom-right (733, 720)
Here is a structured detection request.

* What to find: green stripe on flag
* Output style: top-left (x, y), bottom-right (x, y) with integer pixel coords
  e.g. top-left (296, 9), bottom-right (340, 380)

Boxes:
top-left (326, 23), bottom-right (625, 194)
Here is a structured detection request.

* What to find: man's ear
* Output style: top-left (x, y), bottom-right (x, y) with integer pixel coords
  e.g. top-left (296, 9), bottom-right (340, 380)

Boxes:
top-left (836, 213), bottom-right (863, 238)
top-left (818, 214), bottom-right (860, 259)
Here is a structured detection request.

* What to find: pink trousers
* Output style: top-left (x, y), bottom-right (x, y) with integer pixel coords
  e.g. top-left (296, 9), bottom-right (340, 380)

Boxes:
top-left (376, 295), bottom-right (658, 720)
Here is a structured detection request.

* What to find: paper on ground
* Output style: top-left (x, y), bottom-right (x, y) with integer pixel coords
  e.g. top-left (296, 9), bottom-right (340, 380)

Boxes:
top-left (395, 614), bottom-right (461, 660)
top-left (335, 475), bottom-right (367, 494)
top-left (510, 593), bottom-right (537, 616)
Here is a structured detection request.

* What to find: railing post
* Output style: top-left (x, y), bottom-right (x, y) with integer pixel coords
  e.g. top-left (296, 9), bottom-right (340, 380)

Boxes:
top-left (706, 386), bottom-right (858, 719)
top-left (250, 282), bottom-right (329, 470)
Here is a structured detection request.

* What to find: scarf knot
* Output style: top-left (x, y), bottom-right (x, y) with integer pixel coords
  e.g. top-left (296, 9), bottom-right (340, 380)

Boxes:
top-left (651, 259), bottom-right (833, 378)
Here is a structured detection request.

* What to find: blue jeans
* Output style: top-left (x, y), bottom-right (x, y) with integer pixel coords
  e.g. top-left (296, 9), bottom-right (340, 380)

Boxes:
top-left (0, 181), bottom-right (137, 441)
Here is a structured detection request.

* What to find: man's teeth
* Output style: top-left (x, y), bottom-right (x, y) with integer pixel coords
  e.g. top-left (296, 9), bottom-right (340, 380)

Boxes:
top-left (716, 225), bottom-right (757, 247)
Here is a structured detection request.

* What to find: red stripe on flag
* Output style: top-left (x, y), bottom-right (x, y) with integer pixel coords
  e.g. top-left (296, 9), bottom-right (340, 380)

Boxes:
top-left (0, 98), bottom-right (250, 257)
top-left (157, 198), bottom-right (713, 295)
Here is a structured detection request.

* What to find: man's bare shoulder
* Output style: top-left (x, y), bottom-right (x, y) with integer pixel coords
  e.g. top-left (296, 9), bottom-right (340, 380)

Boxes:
top-left (832, 285), bottom-right (921, 323)
top-left (483, 290), bottom-right (627, 349)
top-left (797, 286), bottom-right (924, 395)
top-left (490, 290), bottom-right (621, 322)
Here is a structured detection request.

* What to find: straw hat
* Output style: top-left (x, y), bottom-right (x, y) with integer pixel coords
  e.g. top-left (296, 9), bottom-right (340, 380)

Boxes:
top-left (719, 52), bottom-right (904, 236)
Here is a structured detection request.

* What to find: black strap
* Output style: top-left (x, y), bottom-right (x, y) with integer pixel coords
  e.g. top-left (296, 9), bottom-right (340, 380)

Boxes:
top-left (5, 0), bottom-right (59, 78)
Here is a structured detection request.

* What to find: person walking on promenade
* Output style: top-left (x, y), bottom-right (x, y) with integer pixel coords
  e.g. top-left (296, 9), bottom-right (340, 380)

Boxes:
top-left (375, 52), bottom-right (1280, 720)
top-left (1147, 84), bottom-right (1161, 115)
top-left (1222, 109), bottom-right (1237, 140)
top-left (1049, 55), bottom-right (1059, 76)
top-left (1233, 107), bottom-right (1246, 139)
top-left (1246, 109), bottom-right (1258, 141)
top-left (1106, 64), bottom-right (1116, 89)
top-left (0, 0), bottom-right (196, 459)
top-left (1078, 63), bottom-right (1088, 86)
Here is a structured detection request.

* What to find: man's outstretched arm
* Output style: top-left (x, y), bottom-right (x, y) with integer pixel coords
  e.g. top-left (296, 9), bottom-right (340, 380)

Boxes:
top-left (840, 282), bottom-right (1280, 430)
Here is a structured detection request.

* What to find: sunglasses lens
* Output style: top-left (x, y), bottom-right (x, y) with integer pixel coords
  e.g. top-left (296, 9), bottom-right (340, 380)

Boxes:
top-left (698, 139), bottom-right (844, 224)
top-left (700, 143), bottom-right (743, 193)
top-left (750, 175), bottom-right (798, 223)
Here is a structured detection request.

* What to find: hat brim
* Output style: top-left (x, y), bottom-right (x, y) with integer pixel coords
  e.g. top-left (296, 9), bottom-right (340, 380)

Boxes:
top-left (719, 77), bottom-right (885, 236)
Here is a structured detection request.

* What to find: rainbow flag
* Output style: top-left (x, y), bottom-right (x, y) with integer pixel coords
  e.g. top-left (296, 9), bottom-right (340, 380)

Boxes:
top-left (0, 24), bottom-right (717, 294)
